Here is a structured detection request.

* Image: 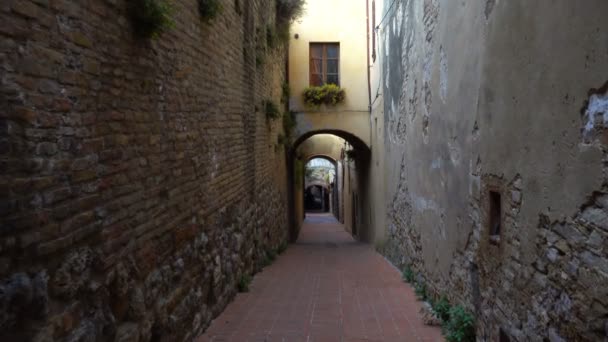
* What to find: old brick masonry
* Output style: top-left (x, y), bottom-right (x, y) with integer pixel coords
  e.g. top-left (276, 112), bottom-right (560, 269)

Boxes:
top-left (0, 0), bottom-right (290, 341)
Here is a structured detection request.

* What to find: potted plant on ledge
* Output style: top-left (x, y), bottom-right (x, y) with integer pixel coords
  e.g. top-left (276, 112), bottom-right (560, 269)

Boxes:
top-left (303, 84), bottom-right (346, 110)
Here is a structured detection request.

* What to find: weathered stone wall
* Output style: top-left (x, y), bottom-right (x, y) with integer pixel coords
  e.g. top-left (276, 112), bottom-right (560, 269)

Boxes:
top-left (0, 0), bottom-right (290, 340)
top-left (377, 0), bottom-right (608, 340)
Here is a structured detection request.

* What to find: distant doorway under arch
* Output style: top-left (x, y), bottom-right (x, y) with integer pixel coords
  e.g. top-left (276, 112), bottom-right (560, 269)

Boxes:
top-left (304, 185), bottom-right (330, 212)
top-left (304, 158), bottom-right (336, 215)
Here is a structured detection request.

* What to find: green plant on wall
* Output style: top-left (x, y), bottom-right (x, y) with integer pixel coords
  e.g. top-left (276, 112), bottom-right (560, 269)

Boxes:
top-left (282, 111), bottom-right (296, 144)
top-left (128, 0), bottom-right (175, 39)
top-left (414, 281), bottom-right (428, 300)
top-left (264, 100), bottom-right (281, 120)
top-left (276, 111), bottom-right (296, 151)
top-left (433, 296), bottom-right (452, 323)
top-left (266, 24), bottom-right (278, 49)
top-left (199, 0), bottom-right (222, 22)
top-left (281, 82), bottom-right (291, 104)
top-left (276, 134), bottom-right (287, 151)
top-left (275, 0), bottom-right (306, 44)
top-left (402, 265), bottom-right (415, 283)
top-left (275, 0), bottom-right (306, 23)
top-left (444, 305), bottom-right (475, 342)
top-left (303, 84), bottom-right (346, 107)
top-left (237, 274), bottom-right (251, 292)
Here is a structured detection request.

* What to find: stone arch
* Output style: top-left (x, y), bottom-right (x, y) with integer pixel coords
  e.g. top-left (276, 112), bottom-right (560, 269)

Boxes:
top-left (305, 154), bottom-right (337, 163)
top-left (293, 110), bottom-right (371, 148)
top-left (289, 129), bottom-right (372, 243)
top-left (293, 129), bottom-right (370, 152)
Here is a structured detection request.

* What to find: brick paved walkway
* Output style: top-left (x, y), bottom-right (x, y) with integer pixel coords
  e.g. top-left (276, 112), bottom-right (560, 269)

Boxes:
top-left (197, 214), bottom-right (443, 342)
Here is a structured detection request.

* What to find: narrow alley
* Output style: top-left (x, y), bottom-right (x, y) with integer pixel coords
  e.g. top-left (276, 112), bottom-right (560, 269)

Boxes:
top-left (2, 0), bottom-right (608, 341)
top-left (198, 214), bottom-right (442, 342)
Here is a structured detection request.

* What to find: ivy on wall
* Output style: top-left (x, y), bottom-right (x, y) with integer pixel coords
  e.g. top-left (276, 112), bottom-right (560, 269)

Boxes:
top-left (128, 0), bottom-right (175, 39)
top-left (199, 0), bottom-right (222, 22)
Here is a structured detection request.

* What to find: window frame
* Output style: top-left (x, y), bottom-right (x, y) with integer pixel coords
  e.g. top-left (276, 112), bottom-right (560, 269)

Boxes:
top-left (309, 42), bottom-right (340, 86)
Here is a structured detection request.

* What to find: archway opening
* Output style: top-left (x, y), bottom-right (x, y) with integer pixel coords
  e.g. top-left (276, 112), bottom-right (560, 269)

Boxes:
top-left (288, 131), bottom-right (371, 243)
top-left (304, 158), bottom-right (336, 214)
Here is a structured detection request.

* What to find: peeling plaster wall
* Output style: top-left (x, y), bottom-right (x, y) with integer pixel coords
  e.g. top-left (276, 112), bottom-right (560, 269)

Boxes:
top-left (376, 0), bottom-right (608, 340)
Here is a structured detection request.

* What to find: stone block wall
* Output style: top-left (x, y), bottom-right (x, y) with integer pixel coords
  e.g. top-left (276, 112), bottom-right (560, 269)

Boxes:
top-left (0, 0), bottom-right (290, 340)
top-left (376, 0), bottom-right (608, 340)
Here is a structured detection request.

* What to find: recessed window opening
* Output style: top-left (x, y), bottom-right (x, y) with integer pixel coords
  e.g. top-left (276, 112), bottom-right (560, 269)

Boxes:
top-left (309, 43), bottom-right (340, 86)
top-left (489, 190), bottom-right (501, 245)
top-left (499, 328), bottom-right (510, 342)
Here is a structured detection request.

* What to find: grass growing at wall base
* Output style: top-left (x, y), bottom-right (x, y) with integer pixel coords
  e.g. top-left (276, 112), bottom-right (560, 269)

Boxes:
top-left (433, 296), bottom-right (451, 323)
top-left (399, 264), bottom-right (475, 341)
top-left (402, 265), bottom-right (415, 283)
top-left (443, 305), bottom-right (475, 342)
top-left (414, 281), bottom-right (428, 301)
top-left (237, 274), bottom-right (252, 292)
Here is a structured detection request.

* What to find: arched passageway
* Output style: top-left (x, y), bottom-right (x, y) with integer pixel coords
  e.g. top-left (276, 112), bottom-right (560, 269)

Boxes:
top-left (289, 131), bottom-right (372, 243)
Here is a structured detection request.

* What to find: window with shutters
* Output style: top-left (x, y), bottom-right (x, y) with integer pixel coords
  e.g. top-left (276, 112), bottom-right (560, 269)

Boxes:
top-left (309, 43), bottom-right (340, 86)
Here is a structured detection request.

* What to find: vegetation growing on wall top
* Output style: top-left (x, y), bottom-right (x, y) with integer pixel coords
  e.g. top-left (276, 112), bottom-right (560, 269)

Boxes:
top-left (276, 0), bottom-right (306, 24)
top-left (275, 0), bottom-right (306, 44)
top-left (303, 84), bottom-right (346, 107)
top-left (199, 0), bottom-right (222, 22)
top-left (128, 0), bottom-right (175, 39)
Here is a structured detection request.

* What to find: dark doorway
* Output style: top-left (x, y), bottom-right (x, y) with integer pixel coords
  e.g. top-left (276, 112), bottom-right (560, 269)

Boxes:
top-left (305, 185), bottom-right (326, 212)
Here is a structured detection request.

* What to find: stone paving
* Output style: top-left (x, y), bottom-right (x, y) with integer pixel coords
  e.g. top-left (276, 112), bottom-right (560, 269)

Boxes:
top-left (197, 214), bottom-right (443, 341)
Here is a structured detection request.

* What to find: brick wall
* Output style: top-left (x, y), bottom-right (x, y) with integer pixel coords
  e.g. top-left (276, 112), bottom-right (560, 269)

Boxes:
top-left (0, 0), bottom-right (290, 340)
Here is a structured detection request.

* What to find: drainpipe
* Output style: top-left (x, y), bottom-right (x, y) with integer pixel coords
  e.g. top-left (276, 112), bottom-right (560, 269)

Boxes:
top-left (365, 0), bottom-right (373, 241)
top-left (366, 0), bottom-right (372, 113)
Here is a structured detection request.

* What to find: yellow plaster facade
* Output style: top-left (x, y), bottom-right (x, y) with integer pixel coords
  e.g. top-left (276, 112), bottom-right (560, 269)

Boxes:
top-left (289, 0), bottom-right (381, 243)
top-left (288, 0), bottom-right (371, 147)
